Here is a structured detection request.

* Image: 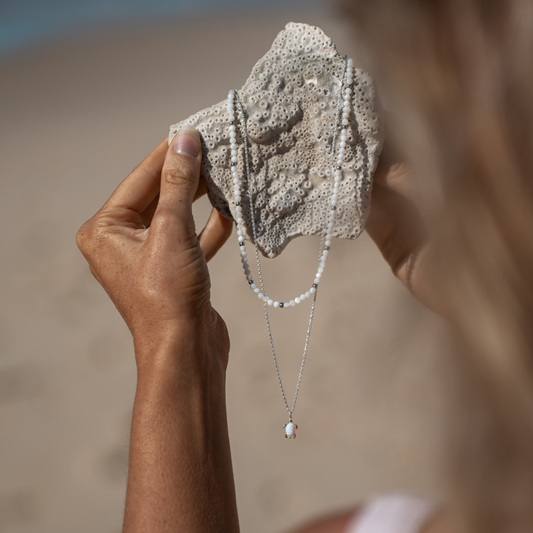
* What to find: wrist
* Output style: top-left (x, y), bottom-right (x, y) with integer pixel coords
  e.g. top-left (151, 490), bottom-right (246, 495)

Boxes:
top-left (132, 317), bottom-right (229, 385)
top-left (124, 318), bottom-right (237, 533)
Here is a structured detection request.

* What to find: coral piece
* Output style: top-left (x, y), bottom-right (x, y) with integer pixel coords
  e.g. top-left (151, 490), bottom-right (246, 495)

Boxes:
top-left (169, 22), bottom-right (383, 258)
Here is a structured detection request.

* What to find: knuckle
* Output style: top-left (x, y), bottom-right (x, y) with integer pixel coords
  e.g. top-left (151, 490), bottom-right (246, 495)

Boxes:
top-left (388, 162), bottom-right (410, 179)
top-left (151, 206), bottom-right (176, 221)
top-left (163, 160), bottom-right (197, 186)
top-left (375, 160), bottom-right (411, 188)
top-left (76, 221), bottom-right (92, 253)
top-left (76, 217), bottom-right (107, 259)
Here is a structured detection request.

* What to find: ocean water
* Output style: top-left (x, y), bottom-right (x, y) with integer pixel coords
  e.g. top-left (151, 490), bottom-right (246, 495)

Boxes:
top-left (0, 0), bottom-right (317, 56)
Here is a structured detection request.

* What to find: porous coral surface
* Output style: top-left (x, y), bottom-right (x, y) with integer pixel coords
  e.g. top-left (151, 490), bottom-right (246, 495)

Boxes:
top-left (170, 22), bottom-right (383, 258)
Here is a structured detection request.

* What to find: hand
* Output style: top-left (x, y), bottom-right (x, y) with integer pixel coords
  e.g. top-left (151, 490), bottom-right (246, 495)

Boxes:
top-left (365, 152), bottom-right (443, 315)
top-left (78, 128), bottom-right (240, 533)
top-left (76, 127), bottom-right (234, 370)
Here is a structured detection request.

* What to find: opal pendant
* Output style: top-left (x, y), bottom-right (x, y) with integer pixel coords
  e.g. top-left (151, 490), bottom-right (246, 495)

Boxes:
top-left (283, 421), bottom-right (298, 439)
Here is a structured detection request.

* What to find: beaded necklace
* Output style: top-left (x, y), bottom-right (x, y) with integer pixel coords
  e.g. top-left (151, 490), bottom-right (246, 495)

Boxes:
top-left (227, 57), bottom-right (355, 438)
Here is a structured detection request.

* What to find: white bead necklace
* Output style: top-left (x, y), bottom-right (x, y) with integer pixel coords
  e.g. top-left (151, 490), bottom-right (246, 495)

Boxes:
top-left (228, 58), bottom-right (355, 438)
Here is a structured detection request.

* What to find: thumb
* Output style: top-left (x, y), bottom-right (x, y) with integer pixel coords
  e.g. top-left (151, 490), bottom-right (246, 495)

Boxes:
top-left (151, 126), bottom-right (202, 236)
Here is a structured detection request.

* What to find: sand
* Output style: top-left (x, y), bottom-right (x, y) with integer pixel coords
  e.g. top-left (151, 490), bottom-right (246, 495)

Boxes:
top-left (0, 9), bottom-right (452, 533)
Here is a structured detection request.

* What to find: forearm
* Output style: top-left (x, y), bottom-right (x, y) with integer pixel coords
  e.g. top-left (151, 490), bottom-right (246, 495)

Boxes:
top-left (123, 328), bottom-right (239, 533)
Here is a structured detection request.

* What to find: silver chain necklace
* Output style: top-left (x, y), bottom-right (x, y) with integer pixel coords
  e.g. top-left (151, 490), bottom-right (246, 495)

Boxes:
top-left (228, 57), bottom-right (354, 438)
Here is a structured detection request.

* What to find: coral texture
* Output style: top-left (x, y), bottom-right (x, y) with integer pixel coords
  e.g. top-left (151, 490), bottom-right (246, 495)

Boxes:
top-left (169, 22), bottom-right (383, 258)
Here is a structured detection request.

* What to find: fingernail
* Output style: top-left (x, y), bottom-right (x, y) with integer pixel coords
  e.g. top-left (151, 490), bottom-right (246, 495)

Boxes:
top-left (172, 126), bottom-right (200, 158)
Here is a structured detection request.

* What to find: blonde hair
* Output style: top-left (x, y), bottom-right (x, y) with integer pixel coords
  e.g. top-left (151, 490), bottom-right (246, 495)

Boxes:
top-left (340, 1), bottom-right (533, 531)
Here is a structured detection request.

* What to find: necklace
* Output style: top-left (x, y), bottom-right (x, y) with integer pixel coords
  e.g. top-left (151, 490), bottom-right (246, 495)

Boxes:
top-left (227, 57), bottom-right (355, 438)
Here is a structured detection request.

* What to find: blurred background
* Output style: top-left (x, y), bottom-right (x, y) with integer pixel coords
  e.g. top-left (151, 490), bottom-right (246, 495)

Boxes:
top-left (0, 1), bottom-right (454, 532)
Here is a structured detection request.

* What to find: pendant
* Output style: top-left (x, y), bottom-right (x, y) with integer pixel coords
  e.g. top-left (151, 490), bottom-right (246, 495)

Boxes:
top-left (283, 421), bottom-right (298, 439)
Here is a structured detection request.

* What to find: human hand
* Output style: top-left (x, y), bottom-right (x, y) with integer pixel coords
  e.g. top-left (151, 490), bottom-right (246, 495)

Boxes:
top-left (76, 127), bottom-right (234, 371)
top-left (77, 128), bottom-right (240, 532)
top-left (365, 152), bottom-right (443, 315)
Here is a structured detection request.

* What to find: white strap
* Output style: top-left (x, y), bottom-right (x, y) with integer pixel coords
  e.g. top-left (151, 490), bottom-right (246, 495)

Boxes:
top-left (346, 494), bottom-right (438, 533)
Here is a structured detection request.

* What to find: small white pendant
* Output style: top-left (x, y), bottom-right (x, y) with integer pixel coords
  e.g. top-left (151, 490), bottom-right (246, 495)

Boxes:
top-left (283, 421), bottom-right (298, 439)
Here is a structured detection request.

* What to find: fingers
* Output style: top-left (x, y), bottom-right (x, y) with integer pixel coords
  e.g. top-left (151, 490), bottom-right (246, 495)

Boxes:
top-left (373, 111), bottom-right (418, 202)
top-left (366, 186), bottom-right (437, 312)
top-left (139, 176), bottom-right (208, 229)
top-left (365, 183), bottom-right (427, 283)
top-left (105, 138), bottom-right (168, 213)
top-left (198, 208), bottom-right (233, 263)
top-left (150, 126), bottom-right (202, 239)
top-left (193, 175), bottom-right (208, 202)
top-left (374, 159), bottom-right (418, 202)
top-left (373, 147), bottom-right (427, 215)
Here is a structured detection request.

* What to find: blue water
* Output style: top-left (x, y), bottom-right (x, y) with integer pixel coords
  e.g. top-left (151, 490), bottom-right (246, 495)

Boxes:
top-left (0, 0), bottom-right (317, 56)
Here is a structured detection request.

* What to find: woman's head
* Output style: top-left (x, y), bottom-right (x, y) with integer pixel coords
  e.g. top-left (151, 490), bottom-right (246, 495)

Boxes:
top-left (341, 1), bottom-right (533, 531)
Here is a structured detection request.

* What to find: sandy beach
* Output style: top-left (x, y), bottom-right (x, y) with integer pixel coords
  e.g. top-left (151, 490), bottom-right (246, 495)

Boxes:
top-left (0, 8), bottom-right (453, 533)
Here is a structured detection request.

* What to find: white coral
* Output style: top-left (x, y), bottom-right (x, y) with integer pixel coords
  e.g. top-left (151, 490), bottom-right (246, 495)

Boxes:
top-left (170, 22), bottom-right (384, 258)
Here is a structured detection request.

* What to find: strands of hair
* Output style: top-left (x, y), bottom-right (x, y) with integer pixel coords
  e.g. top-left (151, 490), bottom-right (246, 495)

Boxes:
top-left (340, 1), bottom-right (533, 531)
